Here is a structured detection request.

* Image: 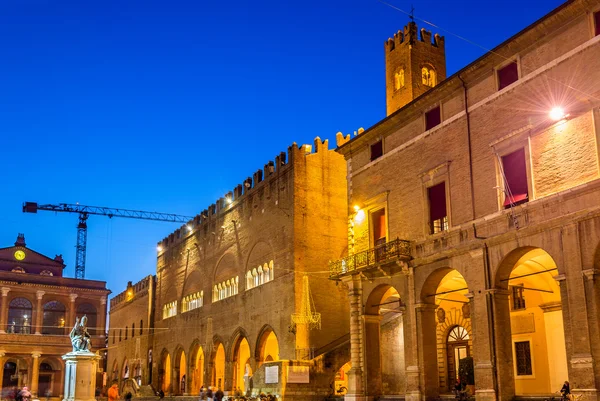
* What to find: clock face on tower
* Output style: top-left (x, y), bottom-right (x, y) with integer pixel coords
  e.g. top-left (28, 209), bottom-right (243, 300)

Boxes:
top-left (14, 250), bottom-right (26, 261)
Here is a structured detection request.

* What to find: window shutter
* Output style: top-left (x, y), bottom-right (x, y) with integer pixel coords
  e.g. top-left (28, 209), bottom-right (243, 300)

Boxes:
top-left (425, 106), bottom-right (441, 130)
top-left (428, 182), bottom-right (447, 222)
top-left (371, 140), bottom-right (383, 161)
top-left (498, 61), bottom-right (519, 90)
top-left (371, 209), bottom-right (386, 242)
top-left (502, 148), bottom-right (528, 207)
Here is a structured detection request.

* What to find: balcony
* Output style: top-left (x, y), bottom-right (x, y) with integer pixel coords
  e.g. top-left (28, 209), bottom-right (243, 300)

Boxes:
top-left (329, 238), bottom-right (411, 279)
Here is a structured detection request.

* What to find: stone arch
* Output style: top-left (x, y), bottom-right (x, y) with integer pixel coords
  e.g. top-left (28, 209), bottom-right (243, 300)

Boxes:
top-left (230, 328), bottom-right (252, 393)
top-left (363, 284), bottom-right (405, 397)
top-left (245, 241), bottom-right (275, 288)
top-left (181, 269), bottom-right (204, 303)
top-left (493, 246), bottom-right (566, 395)
top-left (210, 336), bottom-right (227, 390)
top-left (159, 349), bottom-right (172, 393)
top-left (110, 359), bottom-right (119, 383)
top-left (419, 266), bottom-right (458, 304)
top-left (213, 252), bottom-right (239, 283)
top-left (255, 325), bottom-right (280, 366)
top-left (173, 345), bottom-right (187, 394)
top-left (38, 356), bottom-right (62, 397)
top-left (121, 357), bottom-right (130, 380)
top-left (189, 339), bottom-right (205, 395)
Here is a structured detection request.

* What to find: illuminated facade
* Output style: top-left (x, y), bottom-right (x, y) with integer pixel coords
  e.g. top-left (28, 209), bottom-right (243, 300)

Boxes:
top-left (332, 1), bottom-right (600, 401)
top-left (108, 141), bottom-right (350, 399)
top-left (0, 234), bottom-right (109, 399)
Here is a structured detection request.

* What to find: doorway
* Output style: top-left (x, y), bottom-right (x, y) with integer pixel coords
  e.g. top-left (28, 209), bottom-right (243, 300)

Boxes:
top-left (446, 326), bottom-right (470, 391)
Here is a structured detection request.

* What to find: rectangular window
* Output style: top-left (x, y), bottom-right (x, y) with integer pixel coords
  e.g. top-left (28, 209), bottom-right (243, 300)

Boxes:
top-left (595, 11), bottom-right (600, 36)
top-left (371, 140), bottom-right (383, 161)
top-left (498, 61), bottom-right (519, 90)
top-left (501, 148), bottom-right (528, 208)
top-left (425, 106), bottom-right (441, 131)
top-left (428, 182), bottom-right (448, 234)
top-left (515, 341), bottom-right (533, 376)
top-left (511, 285), bottom-right (526, 310)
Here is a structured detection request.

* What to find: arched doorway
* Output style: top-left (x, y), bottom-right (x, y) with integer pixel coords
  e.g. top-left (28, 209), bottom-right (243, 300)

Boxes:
top-left (212, 343), bottom-right (225, 390)
top-left (111, 360), bottom-right (118, 383)
top-left (334, 362), bottom-right (351, 396)
top-left (364, 285), bottom-right (405, 397)
top-left (445, 326), bottom-right (470, 390)
top-left (190, 344), bottom-right (204, 395)
top-left (497, 248), bottom-right (567, 395)
top-left (122, 359), bottom-right (129, 380)
top-left (38, 361), bottom-right (56, 397)
top-left (256, 327), bottom-right (279, 367)
top-left (160, 352), bottom-right (171, 393)
top-left (174, 350), bottom-right (187, 395)
top-left (232, 336), bottom-right (251, 392)
top-left (2, 361), bottom-right (18, 389)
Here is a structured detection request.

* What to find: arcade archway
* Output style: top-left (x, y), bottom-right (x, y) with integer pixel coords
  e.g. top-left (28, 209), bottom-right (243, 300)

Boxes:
top-left (190, 343), bottom-right (205, 395)
top-left (160, 351), bottom-right (171, 393)
top-left (496, 247), bottom-right (567, 395)
top-left (211, 343), bottom-right (225, 390)
top-left (256, 327), bottom-right (279, 367)
top-left (232, 336), bottom-right (251, 392)
top-left (173, 348), bottom-right (187, 395)
top-left (364, 284), bottom-right (405, 397)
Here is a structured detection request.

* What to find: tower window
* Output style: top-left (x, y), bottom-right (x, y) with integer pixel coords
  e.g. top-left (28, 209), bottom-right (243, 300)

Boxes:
top-left (370, 140), bottom-right (383, 161)
top-left (595, 11), bottom-right (600, 36)
top-left (497, 61), bottom-right (519, 90)
top-left (422, 66), bottom-right (436, 87)
top-left (514, 341), bottom-right (532, 376)
top-left (501, 148), bottom-right (528, 208)
top-left (394, 69), bottom-right (405, 90)
top-left (425, 106), bottom-right (441, 131)
top-left (428, 182), bottom-right (448, 234)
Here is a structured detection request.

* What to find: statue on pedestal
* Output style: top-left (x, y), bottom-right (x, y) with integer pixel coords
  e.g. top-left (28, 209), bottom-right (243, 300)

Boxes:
top-left (69, 315), bottom-right (91, 353)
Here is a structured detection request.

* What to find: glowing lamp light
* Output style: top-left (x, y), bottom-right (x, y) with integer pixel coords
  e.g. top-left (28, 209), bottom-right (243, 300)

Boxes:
top-left (353, 205), bottom-right (360, 212)
top-left (549, 107), bottom-right (565, 121)
top-left (354, 209), bottom-right (366, 223)
top-left (186, 224), bottom-right (192, 232)
top-left (226, 197), bottom-right (233, 205)
top-left (156, 245), bottom-right (163, 252)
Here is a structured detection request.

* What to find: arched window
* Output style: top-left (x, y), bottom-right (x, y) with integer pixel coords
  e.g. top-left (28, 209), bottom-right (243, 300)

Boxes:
top-left (125, 326), bottom-right (128, 339)
top-left (162, 301), bottom-right (177, 319)
top-left (422, 66), bottom-right (436, 87)
top-left (246, 271), bottom-right (253, 290)
top-left (40, 270), bottom-right (53, 276)
top-left (253, 269), bottom-right (259, 288)
top-left (140, 319), bottom-right (143, 335)
top-left (113, 330), bottom-right (116, 344)
top-left (8, 297), bottom-right (32, 334)
top-left (119, 329), bottom-right (122, 341)
top-left (77, 303), bottom-right (98, 335)
top-left (132, 323), bottom-right (135, 338)
top-left (394, 69), bottom-right (405, 90)
top-left (258, 266), bottom-right (264, 285)
top-left (448, 326), bottom-right (469, 342)
top-left (182, 292), bottom-right (203, 312)
top-left (40, 362), bottom-right (53, 371)
top-left (11, 267), bottom-right (25, 273)
top-left (42, 301), bottom-right (67, 335)
top-left (214, 278), bottom-right (239, 301)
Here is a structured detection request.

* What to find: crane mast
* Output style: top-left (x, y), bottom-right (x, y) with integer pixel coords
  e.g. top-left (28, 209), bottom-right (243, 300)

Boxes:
top-left (23, 202), bottom-right (192, 279)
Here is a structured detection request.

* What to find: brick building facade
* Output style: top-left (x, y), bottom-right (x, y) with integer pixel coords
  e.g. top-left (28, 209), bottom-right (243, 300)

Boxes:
top-left (331, 1), bottom-right (600, 401)
top-left (0, 234), bottom-right (110, 400)
top-left (108, 140), bottom-right (350, 399)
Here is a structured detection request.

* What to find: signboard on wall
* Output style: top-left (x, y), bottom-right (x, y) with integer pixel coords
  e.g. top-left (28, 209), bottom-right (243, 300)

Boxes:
top-left (287, 365), bottom-right (310, 383)
top-left (265, 366), bottom-right (279, 384)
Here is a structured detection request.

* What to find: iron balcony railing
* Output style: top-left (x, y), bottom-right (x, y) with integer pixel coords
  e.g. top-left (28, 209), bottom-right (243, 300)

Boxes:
top-left (329, 238), bottom-right (411, 278)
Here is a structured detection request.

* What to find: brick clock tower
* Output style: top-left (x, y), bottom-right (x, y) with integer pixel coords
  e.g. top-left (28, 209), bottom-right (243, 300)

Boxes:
top-left (385, 21), bottom-right (446, 116)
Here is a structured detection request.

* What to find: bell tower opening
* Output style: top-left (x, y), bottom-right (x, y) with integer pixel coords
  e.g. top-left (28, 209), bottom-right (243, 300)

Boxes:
top-left (385, 21), bottom-right (446, 116)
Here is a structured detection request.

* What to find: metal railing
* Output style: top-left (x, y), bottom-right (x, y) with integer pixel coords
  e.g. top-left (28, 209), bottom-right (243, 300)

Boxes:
top-left (329, 238), bottom-right (411, 277)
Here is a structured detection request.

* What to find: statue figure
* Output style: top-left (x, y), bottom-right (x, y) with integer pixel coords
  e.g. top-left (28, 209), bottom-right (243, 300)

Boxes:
top-left (70, 315), bottom-right (91, 352)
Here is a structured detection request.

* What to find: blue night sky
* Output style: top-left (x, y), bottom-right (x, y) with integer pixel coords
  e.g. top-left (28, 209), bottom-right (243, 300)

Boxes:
top-left (0, 0), bottom-right (564, 296)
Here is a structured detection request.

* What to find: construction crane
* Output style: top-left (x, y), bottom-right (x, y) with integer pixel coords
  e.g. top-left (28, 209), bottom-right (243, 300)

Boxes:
top-left (22, 202), bottom-right (193, 279)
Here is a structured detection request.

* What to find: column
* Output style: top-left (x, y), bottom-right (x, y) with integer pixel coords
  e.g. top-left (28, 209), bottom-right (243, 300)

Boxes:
top-left (31, 352), bottom-right (41, 399)
top-left (0, 287), bottom-right (11, 333)
top-left (68, 294), bottom-right (78, 328)
top-left (559, 223), bottom-right (599, 401)
top-left (342, 274), bottom-right (366, 401)
top-left (97, 297), bottom-right (107, 337)
top-left (404, 267), bottom-right (422, 401)
top-left (0, 351), bottom-right (6, 385)
top-left (34, 291), bottom-right (45, 335)
top-left (363, 314), bottom-right (383, 397)
top-left (414, 303), bottom-right (438, 401)
top-left (489, 289), bottom-right (515, 401)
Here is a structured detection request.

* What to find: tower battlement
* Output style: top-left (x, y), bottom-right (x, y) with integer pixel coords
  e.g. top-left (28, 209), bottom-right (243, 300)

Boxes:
top-left (157, 137), bottom-right (335, 252)
top-left (385, 21), bottom-right (447, 116)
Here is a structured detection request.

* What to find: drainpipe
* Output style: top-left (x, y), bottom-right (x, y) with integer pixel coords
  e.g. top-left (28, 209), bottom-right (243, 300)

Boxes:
top-left (459, 75), bottom-right (477, 222)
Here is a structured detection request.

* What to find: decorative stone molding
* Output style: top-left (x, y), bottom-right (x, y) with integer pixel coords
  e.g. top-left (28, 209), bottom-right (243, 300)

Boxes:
top-left (362, 314), bottom-right (383, 323)
top-left (31, 352), bottom-right (41, 358)
top-left (69, 293), bottom-right (78, 302)
top-left (570, 355), bottom-right (594, 369)
top-left (100, 296), bottom-right (107, 305)
top-left (0, 350), bottom-right (5, 358)
top-left (554, 274), bottom-right (566, 284)
top-left (36, 291), bottom-right (45, 300)
top-left (582, 269), bottom-right (599, 281)
top-left (539, 302), bottom-right (562, 313)
top-left (1, 287), bottom-right (10, 297)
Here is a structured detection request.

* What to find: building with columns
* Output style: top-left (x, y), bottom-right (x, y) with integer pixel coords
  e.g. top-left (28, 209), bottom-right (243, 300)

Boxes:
top-left (0, 234), bottom-right (110, 400)
top-left (330, 1), bottom-right (600, 401)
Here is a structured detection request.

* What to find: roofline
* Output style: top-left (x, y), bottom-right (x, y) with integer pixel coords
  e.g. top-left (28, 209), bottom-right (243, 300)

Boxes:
top-left (337, 0), bottom-right (577, 153)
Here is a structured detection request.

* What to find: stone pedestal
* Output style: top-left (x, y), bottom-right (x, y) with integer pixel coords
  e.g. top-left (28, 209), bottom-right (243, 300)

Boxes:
top-left (62, 351), bottom-right (100, 401)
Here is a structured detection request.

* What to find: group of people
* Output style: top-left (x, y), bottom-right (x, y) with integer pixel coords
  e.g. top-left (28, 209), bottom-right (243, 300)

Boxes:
top-left (4, 386), bottom-right (32, 401)
top-left (198, 385), bottom-right (225, 401)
